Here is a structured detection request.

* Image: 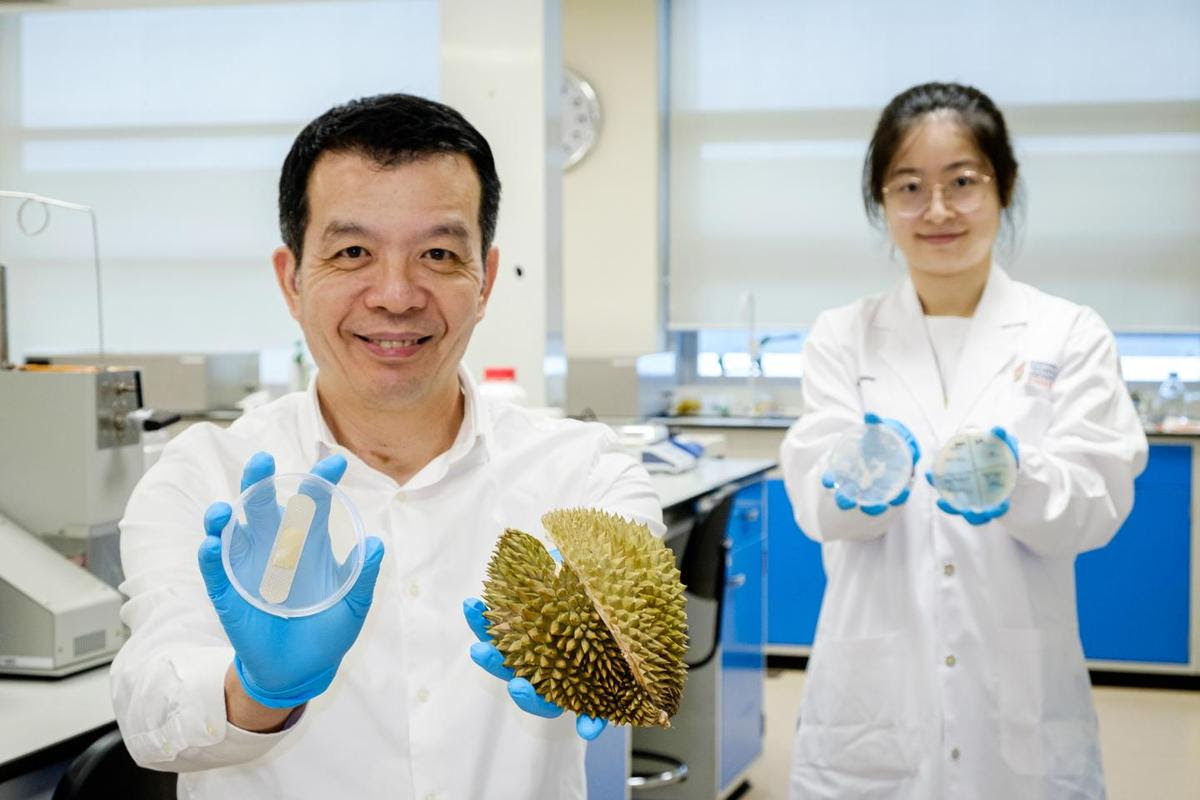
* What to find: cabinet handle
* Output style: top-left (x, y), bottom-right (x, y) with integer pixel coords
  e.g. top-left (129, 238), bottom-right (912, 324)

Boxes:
top-left (727, 573), bottom-right (747, 589)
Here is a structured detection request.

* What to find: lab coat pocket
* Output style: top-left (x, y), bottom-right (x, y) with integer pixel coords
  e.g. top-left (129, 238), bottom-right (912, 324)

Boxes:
top-left (997, 628), bottom-right (1099, 780)
top-left (794, 633), bottom-right (920, 776)
top-left (1009, 385), bottom-right (1054, 444)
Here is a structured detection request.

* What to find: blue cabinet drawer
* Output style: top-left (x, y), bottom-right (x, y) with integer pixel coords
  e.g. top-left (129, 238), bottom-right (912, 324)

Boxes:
top-left (765, 479), bottom-right (826, 648)
top-left (721, 535), bottom-right (764, 787)
top-left (727, 485), bottom-right (765, 549)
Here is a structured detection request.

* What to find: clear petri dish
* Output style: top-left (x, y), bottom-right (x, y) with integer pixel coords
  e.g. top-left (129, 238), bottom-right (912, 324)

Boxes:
top-left (221, 472), bottom-right (366, 618)
top-left (825, 422), bottom-right (914, 506)
top-left (930, 429), bottom-right (1018, 513)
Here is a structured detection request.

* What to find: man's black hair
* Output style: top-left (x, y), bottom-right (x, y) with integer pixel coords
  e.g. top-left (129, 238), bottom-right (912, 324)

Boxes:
top-left (279, 93), bottom-right (501, 262)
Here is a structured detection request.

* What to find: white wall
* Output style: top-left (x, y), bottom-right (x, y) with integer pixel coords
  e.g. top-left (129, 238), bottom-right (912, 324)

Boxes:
top-left (441, 0), bottom-right (562, 407)
top-left (562, 0), bottom-right (663, 359)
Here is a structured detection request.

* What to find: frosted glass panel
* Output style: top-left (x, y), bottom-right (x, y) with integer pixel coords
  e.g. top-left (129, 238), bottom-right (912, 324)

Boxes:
top-left (673, 0), bottom-right (1200, 111)
top-left (1, 1), bottom-right (439, 361)
top-left (668, 0), bottom-right (1200, 330)
top-left (20, 1), bottom-right (439, 127)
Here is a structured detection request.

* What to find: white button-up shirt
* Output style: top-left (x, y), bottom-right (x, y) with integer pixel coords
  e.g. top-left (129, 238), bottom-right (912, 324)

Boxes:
top-left (112, 367), bottom-right (663, 800)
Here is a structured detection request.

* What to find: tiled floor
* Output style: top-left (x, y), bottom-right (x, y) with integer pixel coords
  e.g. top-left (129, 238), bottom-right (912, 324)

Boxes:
top-left (742, 669), bottom-right (1200, 800)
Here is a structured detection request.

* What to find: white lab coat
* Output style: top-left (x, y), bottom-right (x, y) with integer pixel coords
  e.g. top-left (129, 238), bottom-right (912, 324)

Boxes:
top-left (780, 267), bottom-right (1148, 800)
top-left (112, 366), bottom-right (664, 800)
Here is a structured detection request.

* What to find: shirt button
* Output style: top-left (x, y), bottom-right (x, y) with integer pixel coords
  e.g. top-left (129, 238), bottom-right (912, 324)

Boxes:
top-left (943, 562), bottom-right (955, 577)
top-left (424, 793), bottom-right (439, 800)
top-left (205, 722), bottom-right (216, 737)
top-left (409, 582), bottom-right (421, 598)
top-left (945, 654), bottom-right (957, 667)
top-left (417, 688), bottom-right (430, 703)
top-left (394, 490), bottom-right (407, 503)
top-left (161, 742), bottom-right (173, 755)
top-left (951, 747), bottom-right (961, 761)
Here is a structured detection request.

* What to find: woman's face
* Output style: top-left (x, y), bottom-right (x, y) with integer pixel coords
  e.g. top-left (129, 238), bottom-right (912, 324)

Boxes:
top-left (882, 113), bottom-right (1003, 279)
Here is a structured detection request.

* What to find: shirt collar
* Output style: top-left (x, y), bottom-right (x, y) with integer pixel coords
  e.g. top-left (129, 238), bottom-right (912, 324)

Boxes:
top-left (303, 363), bottom-right (494, 481)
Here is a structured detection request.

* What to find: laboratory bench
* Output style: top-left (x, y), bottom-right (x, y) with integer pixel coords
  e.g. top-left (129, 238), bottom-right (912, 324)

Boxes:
top-left (587, 457), bottom-right (774, 800)
top-left (0, 666), bottom-right (116, 793)
top-left (1, 458), bottom-right (776, 800)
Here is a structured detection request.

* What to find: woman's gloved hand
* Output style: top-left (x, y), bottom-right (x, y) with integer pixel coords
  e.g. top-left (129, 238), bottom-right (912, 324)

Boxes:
top-left (927, 426), bottom-right (1020, 525)
top-left (821, 413), bottom-right (921, 515)
top-left (198, 452), bottom-right (385, 709)
top-left (463, 545), bottom-right (608, 741)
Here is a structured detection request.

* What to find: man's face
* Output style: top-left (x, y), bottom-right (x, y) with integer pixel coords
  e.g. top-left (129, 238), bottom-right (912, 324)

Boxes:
top-left (274, 151), bottom-right (498, 411)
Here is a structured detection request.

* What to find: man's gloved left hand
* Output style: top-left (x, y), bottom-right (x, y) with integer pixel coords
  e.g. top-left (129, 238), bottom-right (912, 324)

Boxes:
top-left (928, 426), bottom-right (1020, 526)
top-left (463, 580), bottom-right (608, 741)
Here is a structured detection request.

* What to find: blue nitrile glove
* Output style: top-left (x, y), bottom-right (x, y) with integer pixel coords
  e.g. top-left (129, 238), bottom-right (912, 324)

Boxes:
top-left (821, 413), bottom-right (921, 516)
top-left (197, 452), bottom-right (385, 708)
top-left (927, 426), bottom-right (1020, 526)
top-left (463, 549), bottom-right (608, 741)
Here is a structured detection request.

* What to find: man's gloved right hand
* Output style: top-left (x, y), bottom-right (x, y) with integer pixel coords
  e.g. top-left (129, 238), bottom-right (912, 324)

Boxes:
top-left (821, 413), bottom-right (921, 516)
top-left (198, 452), bottom-right (385, 709)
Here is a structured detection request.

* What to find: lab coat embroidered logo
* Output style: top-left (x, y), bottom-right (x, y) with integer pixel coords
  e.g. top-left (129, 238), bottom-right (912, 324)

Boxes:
top-left (1028, 361), bottom-right (1059, 390)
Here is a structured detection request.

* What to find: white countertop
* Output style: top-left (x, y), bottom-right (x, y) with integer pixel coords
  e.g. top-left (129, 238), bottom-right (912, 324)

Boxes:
top-left (0, 665), bottom-right (113, 771)
top-left (649, 457), bottom-right (776, 509)
top-left (650, 415), bottom-right (795, 430)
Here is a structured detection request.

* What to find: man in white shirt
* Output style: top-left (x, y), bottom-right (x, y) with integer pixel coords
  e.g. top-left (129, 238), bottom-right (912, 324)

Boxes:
top-left (111, 94), bottom-right (662, 800)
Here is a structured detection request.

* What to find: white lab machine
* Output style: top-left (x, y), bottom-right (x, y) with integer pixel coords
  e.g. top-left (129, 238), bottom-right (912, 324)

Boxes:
top-left (29, 351), bottom-right (260, 415)
top-left (0, 195), bottom-right (142, 677)
top-left (617, 424), bottom-right (700, 475)
top-left (0, 364), bottom-right (143, 676)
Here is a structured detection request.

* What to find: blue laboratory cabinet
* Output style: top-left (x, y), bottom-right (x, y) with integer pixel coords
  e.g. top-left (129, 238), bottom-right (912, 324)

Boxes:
top-left (720, 487), bottom-right (767, 789)
top-left (765, 479), bottom-right (826, 652)
top-left (766, 440), bottom-right (1199, 674)
top-left (624, 477), bottom-right (768, 800)
top-left (1076, 441), bottom-right (1194, 667)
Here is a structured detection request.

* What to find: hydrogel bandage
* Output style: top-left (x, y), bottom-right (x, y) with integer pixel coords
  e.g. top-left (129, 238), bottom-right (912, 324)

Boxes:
top-left (259, 494), bottom-right (317, 604)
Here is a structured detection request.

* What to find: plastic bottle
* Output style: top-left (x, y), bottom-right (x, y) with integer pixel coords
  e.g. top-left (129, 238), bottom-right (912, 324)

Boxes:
top-left (479, 367), bottom-right (528, 406)
top-left (1158, 371), bottom-right (1187, 427)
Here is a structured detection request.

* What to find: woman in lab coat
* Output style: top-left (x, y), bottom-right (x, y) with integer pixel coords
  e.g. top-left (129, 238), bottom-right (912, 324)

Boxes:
top-left (781, 82), bottom-right (1148, 799)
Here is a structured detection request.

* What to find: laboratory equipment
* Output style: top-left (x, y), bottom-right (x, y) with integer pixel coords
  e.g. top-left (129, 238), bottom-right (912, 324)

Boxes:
top-left (930, 428), bottom-right (1019, 513)
top-left (30, 352), bottom-right (260, 415)
top-left (824, 421), bottom-right (914, 506)
top-left (0, 192), bottom-right (142, 677)
top-left (221, 472), bottom-right (366, 618)
top-left (1157, 371), bottom-right (1188, 427)
top-left (0, 513), bottom-right (124, 677)
top-left (0, 364), bottom-right (143, 676)
top-left (565, 355), bottom-right (676, 421)
top-left (615, 424), bottom-right (699, 474)
top-left (478, 366), bottom-right (528, 405)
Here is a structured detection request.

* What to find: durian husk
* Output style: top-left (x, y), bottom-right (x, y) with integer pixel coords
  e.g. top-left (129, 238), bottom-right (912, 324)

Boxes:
top-left (481, 508), bottom-right (688, 727)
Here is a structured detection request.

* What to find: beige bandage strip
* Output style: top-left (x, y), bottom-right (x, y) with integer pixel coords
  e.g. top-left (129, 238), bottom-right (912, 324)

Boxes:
top-left (259, 494), bottom-right (317, 604)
